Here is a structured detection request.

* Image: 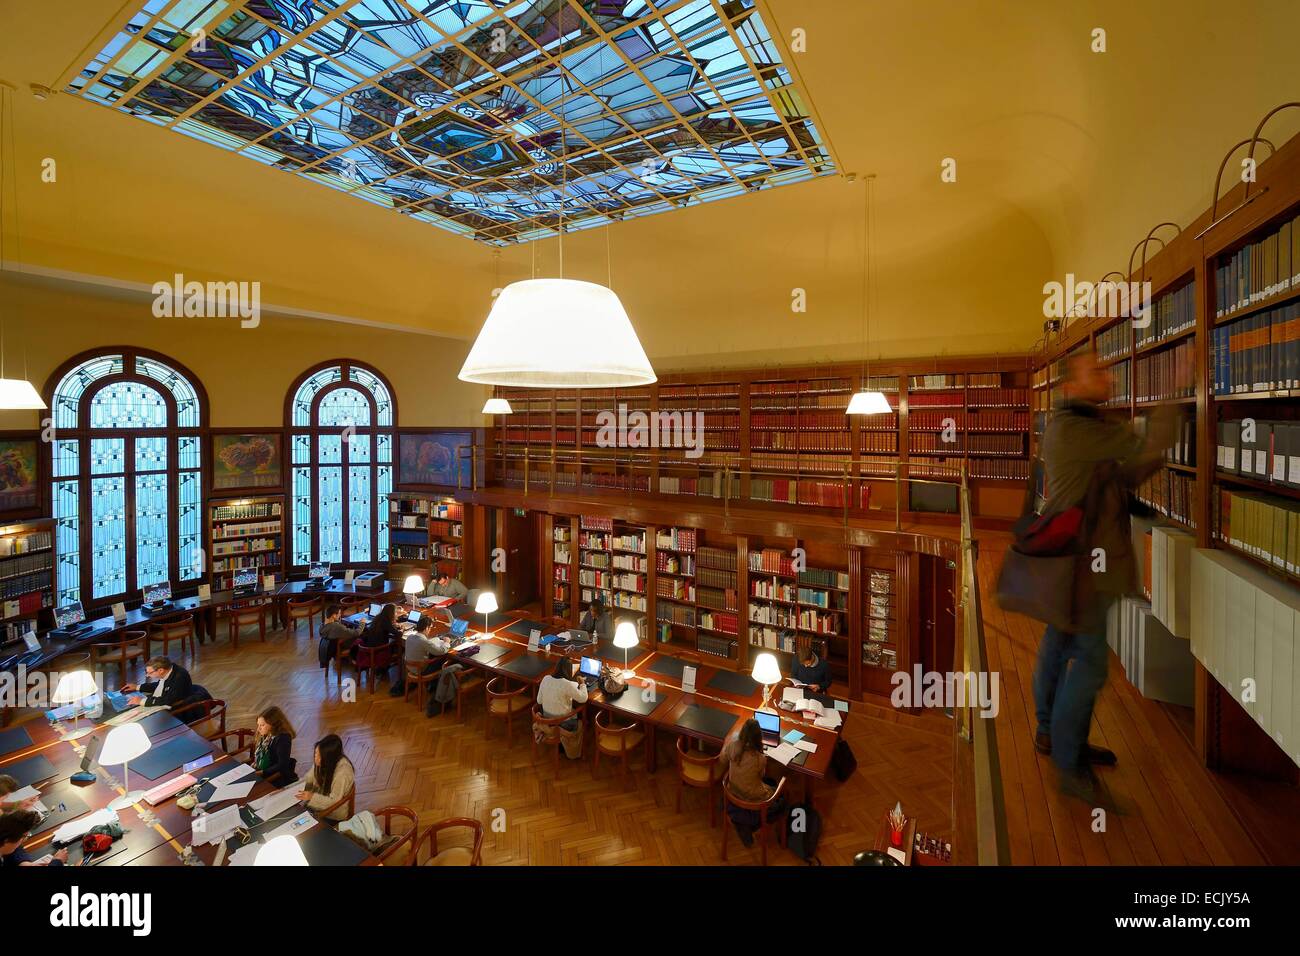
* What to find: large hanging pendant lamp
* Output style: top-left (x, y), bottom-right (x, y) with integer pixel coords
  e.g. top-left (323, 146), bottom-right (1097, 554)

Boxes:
top-left (458, 7), bottom-right (655, 390)
top-left (847, 174), bottom-right (888, 415)
top-left (0, 86), bottom-right (45, 411)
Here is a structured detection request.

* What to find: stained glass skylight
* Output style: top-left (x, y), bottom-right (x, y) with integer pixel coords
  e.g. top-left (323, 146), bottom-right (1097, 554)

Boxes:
top-left (67, 0), bottom-right (833, 244)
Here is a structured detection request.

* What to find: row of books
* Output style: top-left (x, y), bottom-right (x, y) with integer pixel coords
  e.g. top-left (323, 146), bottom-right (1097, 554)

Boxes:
top-left (697, 585), bottom-right (738, 611)
top-left (967, 458), bottom-right (1031, 480)
top-left (0, 531), bottom-right (52, 557)
top-left (908, 434), bottom-right (1023, 455)
top-left (749, 603), bottom-right (797, 627)
top-left (656, 602), bottom-right (696, 627)
top-left (656, 577), bottom-right (694, 601)
top-left (966, 388), bottom-right (1030, 408)
top-left (1097, 321), bottom-right (1130, 361)
top-left (1136, 470), bottom-right (1197, 527)
top-left (214, 552), bottom-right (279, 573)
top-left (1135, 281), bottom-right (1196, 350)
top-left (751, 432), bottom-right (853, 452)
top-left (797, 586), bottom-right (848, 609)
top-left (579, 569), bottom-right (613, 589)
top-left (750, 548), bottom-right (793, 575)
top-left (656, 553), bottom-right (694, 577)
top-left (612, 532), bottom-right (645, 553)
top-left (553, 564), bottom-right (570, 582)
top-left (579, 531), bottom-right (610, 550)
top-left (611, 572), bottom-right (645, 592)
top-left (2, 590), bottom-right (51, 620)
top-left (698, 545), bottom-right (737, 571)
top-left (798, 567), bottom-right (850, 589)
top-left (1216, 420), bottom-right (1300, 487)
top-left (860, 433), bottom-right (899, 453)
top-left (1212, 303), bottom-right (1300, 394)
top-left (1215, 488), bottom-right (1300, 575)
top-left (213, 520), bottom-right (280, 538)
top-left (1214, 213), bottom-right (1299, 317)
top-left (212, 537), bottom-right (278, 557)
top-left (697, 566), bottom-right (736, 591)
top-left (0, 572), bottom-right (52, 600)
top-left (696, 633), bottom-right (737, 659)
top-left (581, 552), bottom-right (611, 569)
top-left (432, 544), bottom-right (461, 560)
top-left (214, 501), bottom-right (280, 520)
top-left (910, 374), bottom-right (963, 389)
top-left (751, 412), bottom-right (855, 430)
top-left (1134, 339), bottom-right (1194, 402)
top-left (581, 472), bottom-right (652, 492)
top-left (553, 544), bottom-right (571, 565)
top-left (748, 625), bottom-right (802, 653)
top-left (611, 591), bottom-right (646, 612)
top-left (656, 527), bottom-right (697, 552)
top-left (553, 526), bottom-right (571, 542)
top-left (699, 610), bottom-right (739, 634)
top-left (1107, 359), bottom-right (1131, 406)
top-left (751, 578), bottom-right (797, 602)
top-left (580, 515), bottom-right (614, 532)
top-left (798, 609), bottom-right (843, 635)
top-left (390, 514), bottom-right (427, 529)
top-left (908, 410), bottom-right (1029, 431)
top-left (613, 553), bottom-right (648, 573)
top-left (1165, 411), bottom-right (1197, 466)
top-left (0, 551), bottom-right (53, 579)
top-left (750, 479), bottom-right (871, 507)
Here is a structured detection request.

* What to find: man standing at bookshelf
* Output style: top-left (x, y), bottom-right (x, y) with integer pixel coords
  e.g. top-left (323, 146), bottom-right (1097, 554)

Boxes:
top-left (1032, 350), bottom-right (1182, 802)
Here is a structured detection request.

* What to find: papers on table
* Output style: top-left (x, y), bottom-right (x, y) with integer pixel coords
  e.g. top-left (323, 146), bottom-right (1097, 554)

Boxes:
top-left (6, 784), bottom-right (41, 804)
top-left (264, 811), bottom-right (317, 844)
top-left (208, 763), bottom-right (255, 789)
top-left (782, 729), bottom-right (805, 745)
top-left (249, 787), bottom-right (301, 823)
top-left (763, 742), bottom-right (800, 766)
top-left (886, 846), bottom-right (907, 864)
top-left (813, 710), bottom-right (842, 730)
top-left (782, 686), bottom-right (804, 704)
top-left (207, 779), bottom-right (256, 804)
top-left (191, 804), bottom-right (242, 846)
top-left (53, 808), bottom-right (118, 845)
top-left (833, 700), bottom-right (849, 713)
top-left (228, 841), bottom-right (261, 866)
top-left (793, 739), bottom-right (818, 753)
top-left (107, 705), bottom-right (168, 727)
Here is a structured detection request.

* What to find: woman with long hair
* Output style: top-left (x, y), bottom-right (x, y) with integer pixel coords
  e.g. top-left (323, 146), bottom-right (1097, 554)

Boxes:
top-left (718, 718), bottom-right (787, 847)
top-left (360, 603), bottom-right (401, 649)
top-left (252, 705), bottom-right (298, 785)
top-left (296, 734), bottom-right (355, 822)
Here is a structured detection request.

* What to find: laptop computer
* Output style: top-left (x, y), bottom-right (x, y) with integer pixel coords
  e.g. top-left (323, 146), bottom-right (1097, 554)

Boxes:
top-left (449, 617), bottom-right (469, 641)
top-left (579, 655), bottom-right (602, 688)
top-left (755, 709), bottom-right (781, 748)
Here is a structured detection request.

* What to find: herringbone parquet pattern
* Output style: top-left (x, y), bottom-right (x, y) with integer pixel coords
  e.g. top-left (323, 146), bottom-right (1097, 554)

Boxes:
top-left (136, 619), bottom-right (954, 866)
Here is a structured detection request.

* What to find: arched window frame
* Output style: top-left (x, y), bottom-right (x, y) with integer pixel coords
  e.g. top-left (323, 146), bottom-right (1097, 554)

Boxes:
top-left (44, 347), bottom-right (207, 607)
top-left (285, 360), bottom-right (397, 570)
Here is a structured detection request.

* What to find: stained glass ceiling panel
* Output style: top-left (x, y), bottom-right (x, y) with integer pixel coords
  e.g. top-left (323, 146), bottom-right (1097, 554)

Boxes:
top-left (68, 0), bottom-right (833, 244)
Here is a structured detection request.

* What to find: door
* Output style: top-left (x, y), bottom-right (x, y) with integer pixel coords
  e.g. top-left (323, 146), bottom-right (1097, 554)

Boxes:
top-left (499, 507), bottom-right (538, 610)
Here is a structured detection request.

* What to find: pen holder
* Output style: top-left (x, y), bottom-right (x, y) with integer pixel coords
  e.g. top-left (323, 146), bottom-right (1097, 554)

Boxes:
top-left (890, 825), bottom-right (905, 848)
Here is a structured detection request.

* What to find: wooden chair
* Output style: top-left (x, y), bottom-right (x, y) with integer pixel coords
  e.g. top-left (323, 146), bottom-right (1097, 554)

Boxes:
top-left (172, 698), bottom-right (227, 742)
top-left (91, 630), bottom-right (149, 689)
top-left (338, 595), bottom-right (368, 611)
top-left (675, 736), bottom-right (724, 827)
top-left (147, 612), bottom-right (196, 661)
top-left (314, 782), bottom-right (356, 825)
top-left (721, 776), bottom-right (787, 866)
top-left (414, 817), bottom-right (483, 866)
top-left (484, 677), bottom-right (530, 744)
top-left (593, 710), bottom-right (646, 784)
top-left (227, 603), bottom-right (268, 648)
top-left (371, 806), bottom-right (420, 866)
top-left (284, 596), bottom-right (323, 639)
top-left (350, 643), bottom-right (393, 695)
top-left (449, 666), bottom-right (485, 720)
top-left (531, 704), bottom-right (584, 772)
top-left (404, 660), bottom-right (442, 710)
top-left (208, 728), bottom-right (256, 756)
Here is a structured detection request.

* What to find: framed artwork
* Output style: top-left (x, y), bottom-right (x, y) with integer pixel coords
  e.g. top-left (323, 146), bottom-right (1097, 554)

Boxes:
top-left (213, 433), bottom-right (282, 491)
top-left (0, 439), bottom-right (39, 512)
top-left (399, 431), bottom-right (473, 487)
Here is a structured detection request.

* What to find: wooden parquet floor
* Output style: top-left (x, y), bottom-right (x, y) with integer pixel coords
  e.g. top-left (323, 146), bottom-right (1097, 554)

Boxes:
top-left (978, 537), bottom-right (1269, 865)
top-left (135, 622), bottom-right (954, 866)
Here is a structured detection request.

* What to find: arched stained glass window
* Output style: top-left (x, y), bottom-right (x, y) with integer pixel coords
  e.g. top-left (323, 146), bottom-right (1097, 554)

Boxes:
top-left (48, 350), bottom-right (205, 605)
top-left (287, 362), bottom-right (395, 568)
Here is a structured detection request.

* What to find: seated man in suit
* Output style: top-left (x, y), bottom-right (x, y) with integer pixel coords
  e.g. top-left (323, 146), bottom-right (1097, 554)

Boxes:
top-left (123, 656), bottom-right (206, 710)
top-left (425, 572), bottom-right (469, 603)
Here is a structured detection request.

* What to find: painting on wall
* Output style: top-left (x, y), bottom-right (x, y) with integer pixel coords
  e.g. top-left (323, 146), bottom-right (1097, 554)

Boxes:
top-left (0, 440), bottom-right (39, 512)
top-left (399, 432), bottom-right (473, 488)
top-left (213, 433), bottom-right (282, 491)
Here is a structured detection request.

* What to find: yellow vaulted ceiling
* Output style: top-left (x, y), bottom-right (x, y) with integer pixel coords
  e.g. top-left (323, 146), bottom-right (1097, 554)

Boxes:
top-left (1, 0), bottom-right (1298, 370)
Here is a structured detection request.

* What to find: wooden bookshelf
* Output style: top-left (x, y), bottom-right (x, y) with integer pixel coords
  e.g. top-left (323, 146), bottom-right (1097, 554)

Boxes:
top-left (429, 500), bottom-right (465, 576)
top-left (209, 496), bottom-right (285, 593)
top-left (0, 518), bottom-right (56, 639)
top-left (387, 492), bottom-right (434, 578)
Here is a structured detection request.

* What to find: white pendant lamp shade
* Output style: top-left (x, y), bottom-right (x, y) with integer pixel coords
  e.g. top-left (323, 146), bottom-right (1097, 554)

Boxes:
top-left (481, 397), bottom-right (513, 415)
top-left (846, 390), bottom-right (891, 415)
top-left (458, 279), bottom-right (656, 388)
top-left (0, 378), bottom-right (46, 410)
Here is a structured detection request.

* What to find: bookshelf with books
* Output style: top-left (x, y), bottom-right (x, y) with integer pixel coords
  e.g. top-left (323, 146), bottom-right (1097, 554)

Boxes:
top-left (0, 519), bottom-right (56, 638)
top-left (746, 540), bottom-right (852, 683)
top-left (577, 514), bottom-right (614, 610)
top-left (653, 525), bottom-right (698, 653)
top-left (209, 496), bottom-right (285, 592)
top-left (905, 371), bottom-right (1031, 484)
top-left (386, 492), bottom-right (433, 576)
top-left (656, 382), bottom-right (741, 499)
top-left (429, 500), bottom-right (465, 577)
top-left (551, 515), bottom-right (574, 621)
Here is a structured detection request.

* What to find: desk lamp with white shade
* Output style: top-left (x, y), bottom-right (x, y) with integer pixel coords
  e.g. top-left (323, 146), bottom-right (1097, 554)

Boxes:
top-left (101, 722), bottom-right (151, 810)
top-left (475, 591), bottom-right (497, 637)
top-left (613, 620), bottom-right (640, 680)
top-left (52, 669), bottom-right (99, 741)
top-left (255, 834), bottom-right (309, 866)
top-left (751, 652), bottom-right (782, 713)
top-left (403, 574), bottom-right (424, 610)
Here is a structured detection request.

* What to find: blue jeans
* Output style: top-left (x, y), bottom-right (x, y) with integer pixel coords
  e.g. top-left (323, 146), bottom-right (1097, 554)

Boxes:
top-left (1032, 623), bottom-right (1108, 772)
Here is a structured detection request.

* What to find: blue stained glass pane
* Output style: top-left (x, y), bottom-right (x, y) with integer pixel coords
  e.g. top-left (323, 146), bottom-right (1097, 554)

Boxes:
top-left (177, 434), bottom-right (201, 471)
top-left (54, 480), bottom-right (81, 606)
top-left (292, 433), bottom-right (310, 464)
top-left (134, 472), bottom-right (169, 588)
top-left (348, 366), bottom-right (392, 425)
top-left (136, 356), bottom-right (201, 427)
top-left (293, 367), bottom-right (342, 426)
top-left (348, 465), bottom-right (371, 563)
top-left (91, 438), bottom-right (125, 475)
top-left (377, 433), bottom-right (392, 464)
top-left (318, 466), bottom-right (343, 563)
top-left (377, 464), bottom-right (392, 556)
top-left (319, 433), bottom-right (342, 464)
top-left (53, 440), bottom-right (79, 478)
top-left (91, 475), bottom-right (128, 599)
top-left (293, 465), bottom-right (312, 565)
top-left (317, 387), bottom-right (371, 427)
top-left (52, 355), bottom-right (124, 430)
top-left (135, 435), bottom-right (168, 472)
top-left (89, 380), bottom-right (169, 428)
top-left (348, 432), bottom-right (371, 463)
top-left (177, 469), bottom-right (202, 580)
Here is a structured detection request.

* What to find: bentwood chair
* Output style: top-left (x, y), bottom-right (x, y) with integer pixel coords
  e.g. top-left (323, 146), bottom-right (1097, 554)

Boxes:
top-left (593, 711), bottom-right (646, 785)
top-left (404, 660), bottom-right (442, 711)
top-left (172, 697), bottom-right (227, 741)
top-left (531, 704), bottom-right (585, 772)
top-left (284, 596), bottom-right (323, 639)
top-left (721, 776), bottom-right (788, 866)
top-left (675, 736), bottom-right (724, 827)
top-left (227, 603), bottom-right (268, 648)
top-left (371, 806), bottom-right (421, 866)
top-left (207, 728), bottom-right (256, 758)
top-left (484, 677), bottom-right (530, 744)
top-left (147, 612), bottom-right (196, 661)
top-left (91, 630), bottom-right (149, 689)
top-left (350, 642), bottom-right (393, 695)
top-left (414, 818), bottom-right (484, 866)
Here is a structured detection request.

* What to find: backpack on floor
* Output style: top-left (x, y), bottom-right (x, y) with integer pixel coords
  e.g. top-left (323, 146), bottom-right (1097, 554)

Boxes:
top-left (786, 803), bottom-right (822, 864)
top-left (830, 740), bottom-right (857, 782)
